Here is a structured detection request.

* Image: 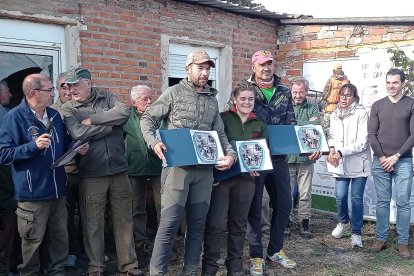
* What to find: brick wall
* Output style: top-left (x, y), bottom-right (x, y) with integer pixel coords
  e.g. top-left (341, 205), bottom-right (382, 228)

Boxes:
top-left (0, 0), bottom-right (278, 103)
top-left (276, 24), bottom-right (414, 83)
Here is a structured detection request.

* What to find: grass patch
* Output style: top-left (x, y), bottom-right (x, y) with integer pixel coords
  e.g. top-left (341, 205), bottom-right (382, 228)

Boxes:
top-left (312, 243), bottom-right (329, 256)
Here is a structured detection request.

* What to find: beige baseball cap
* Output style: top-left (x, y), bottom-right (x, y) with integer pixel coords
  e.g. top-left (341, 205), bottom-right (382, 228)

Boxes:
top-left (185, 49), bottom-right (215, 68)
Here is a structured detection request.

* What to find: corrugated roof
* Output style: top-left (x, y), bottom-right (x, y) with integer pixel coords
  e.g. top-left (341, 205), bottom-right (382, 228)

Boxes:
top-left (175, 0), bottom-right (306, 21)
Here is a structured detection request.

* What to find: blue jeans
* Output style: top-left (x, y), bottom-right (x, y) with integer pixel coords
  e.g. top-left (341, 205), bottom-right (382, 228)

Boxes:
top-left (335, 177), bottom-right (367, 235)
top-left (372, 157), bottom-right (413, 245)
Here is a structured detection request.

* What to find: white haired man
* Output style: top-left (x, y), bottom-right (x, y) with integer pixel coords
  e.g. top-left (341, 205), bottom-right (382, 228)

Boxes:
top-left (123, 85), bottom-right (162, 269)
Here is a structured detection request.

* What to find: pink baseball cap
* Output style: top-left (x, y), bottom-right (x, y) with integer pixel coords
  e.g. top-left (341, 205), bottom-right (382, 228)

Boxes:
top-left (251, 50), bottom-right (275, 64)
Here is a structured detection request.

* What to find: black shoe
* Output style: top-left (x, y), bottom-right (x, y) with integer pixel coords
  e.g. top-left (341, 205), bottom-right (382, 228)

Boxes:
top-left (284, 221), bottom-right (292, 235)
top-left (301, 219), bottom-right (313, 239)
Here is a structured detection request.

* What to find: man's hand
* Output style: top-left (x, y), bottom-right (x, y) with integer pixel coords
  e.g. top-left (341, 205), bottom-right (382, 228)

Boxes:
top-left (380, 155), bottom-right (398, 172)
top-left (77, 143), bottom-right (89, 155)
top-left (153, 142), bottom-right (167, 162)
top-left (309, 151), bottom-right (322, 161)
top-left (215, 155), bottom-right (234, 171)
top-left (36, 134), bottom-right (51, 149)
top-left (81, 118), bottom-right (91, 125)
top-left (249, 171), bottom-right (260, 177)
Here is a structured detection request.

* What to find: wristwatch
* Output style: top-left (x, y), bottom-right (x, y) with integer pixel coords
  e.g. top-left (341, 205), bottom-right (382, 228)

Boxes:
top-left (396, 152), bottom-right (401, 158)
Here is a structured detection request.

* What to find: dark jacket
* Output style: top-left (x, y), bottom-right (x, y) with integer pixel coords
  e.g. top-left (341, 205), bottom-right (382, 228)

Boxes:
top-left (288, 100), bottom-right (321, 164)
top-left (61, 88), bottom-right (130, 177)
top-left (247, 74), bottom-right (295, 126)
top-left (0, 99), bottom-right (70, 201)
top-left (123, 107), bottom-right (162, 176)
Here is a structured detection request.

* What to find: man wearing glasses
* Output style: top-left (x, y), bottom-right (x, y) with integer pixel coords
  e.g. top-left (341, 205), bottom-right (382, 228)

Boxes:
top-left (61, 68), bottom-right (141, 275)
top-left (0, 73), bottom-right (73, 275)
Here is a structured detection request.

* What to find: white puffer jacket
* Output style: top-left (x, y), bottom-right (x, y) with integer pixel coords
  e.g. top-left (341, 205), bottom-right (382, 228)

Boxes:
top-left (328, 104), bottom-right (371, 178)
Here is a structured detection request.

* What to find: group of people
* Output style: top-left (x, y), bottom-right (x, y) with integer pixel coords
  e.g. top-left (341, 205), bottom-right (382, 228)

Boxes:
top-left (0, 46), bottom-right (413, 276)
top-left (326, 68), bottom-right (414, 259)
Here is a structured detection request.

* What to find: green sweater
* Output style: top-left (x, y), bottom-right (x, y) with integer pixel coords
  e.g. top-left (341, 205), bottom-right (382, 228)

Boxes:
top-left (288, 100), bottom-right (321, 164)
top-left (221, 108), bottom-right (268, 142)
top-left (123, 107), bottom-right (162, 176)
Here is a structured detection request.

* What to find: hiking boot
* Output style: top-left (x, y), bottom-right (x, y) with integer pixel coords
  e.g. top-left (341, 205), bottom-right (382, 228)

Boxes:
top-left (300, 219), bottom-right (313, 239)
top-left (331, 222), bottom-right (350, 238)
top-left (117, 267), bottom-right (143, 275)
top-left (398, 244), bottom-right (411, 259)
top-left (182, 264), bottom-right (198, 276)
top-left (370, 240), bottom-right (386, 252)
top-left (284, 221), bottom-right (292, 235)
top-left (267, 250), bottom-right (297, 269)
top-left (249, 258), bottom-right (265, 275)
top-left (351, 234), bottom-right (363, 248)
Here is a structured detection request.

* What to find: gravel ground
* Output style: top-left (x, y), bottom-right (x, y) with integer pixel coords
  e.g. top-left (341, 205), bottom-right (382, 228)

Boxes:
top-left (2, 212), bottom-right (414, 276)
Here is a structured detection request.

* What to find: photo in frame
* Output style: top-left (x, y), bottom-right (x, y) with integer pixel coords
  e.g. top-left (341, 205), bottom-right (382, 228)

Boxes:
top-left (213, 139), bottom-right (273, 183)
top-left (190, 130), bottom-right (223, 164)
top-left (295, 125), bottom-right (330, 153)
top-left (236, 139), bottom-right (273, 172)
top-left (156, 128), bottom-right (224, 167)
top-left (267, 124), bottom-right (329, 155)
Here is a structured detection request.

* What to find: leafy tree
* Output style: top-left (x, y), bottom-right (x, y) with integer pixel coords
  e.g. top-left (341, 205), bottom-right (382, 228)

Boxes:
top-left (226, 0), bottom-right (260, 8)
top-left (388, 48), bottom-right (414, 96)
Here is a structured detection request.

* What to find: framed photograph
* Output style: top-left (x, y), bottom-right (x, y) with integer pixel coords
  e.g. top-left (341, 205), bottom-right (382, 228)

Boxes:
top-left (236, 139), bottom-right (273, 172)
top-left (190, 130), bottom-right (224, 164)
top-left (157, 128), bottom-right (224, 167)
top-left (268, 124), bottom-right (329, 155)
top-left (295, 125), bottom-right (329, 153)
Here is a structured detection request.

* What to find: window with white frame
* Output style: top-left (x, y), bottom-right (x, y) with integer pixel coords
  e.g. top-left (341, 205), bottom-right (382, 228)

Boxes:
top-left (0, 19), bottom-right (66, 108)
top-left (168, 43), bottom-right (219, 88)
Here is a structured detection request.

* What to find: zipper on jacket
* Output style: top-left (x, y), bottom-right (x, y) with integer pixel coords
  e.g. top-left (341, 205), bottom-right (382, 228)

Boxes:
top-left (26, 170), bottom-right (32, 193)
top-left (53, 168), bottom-right (58, 198)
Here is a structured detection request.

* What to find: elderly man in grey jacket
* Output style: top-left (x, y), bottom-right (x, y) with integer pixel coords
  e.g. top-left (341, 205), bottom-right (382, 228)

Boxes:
top-left (61, 68), bottom-right (141, 276)
top-left (141, 49), bottom-right (237, 276)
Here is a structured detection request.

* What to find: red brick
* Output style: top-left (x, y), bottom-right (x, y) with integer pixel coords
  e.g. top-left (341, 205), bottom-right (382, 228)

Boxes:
top-left (304, 26), bottom-right (322, 34)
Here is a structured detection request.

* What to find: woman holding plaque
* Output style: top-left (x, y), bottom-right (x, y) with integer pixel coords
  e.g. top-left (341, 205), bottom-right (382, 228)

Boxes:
top-left (202, 81), bottom-right (268, 276)
top-left (327, 83), bottom-right (371, 248)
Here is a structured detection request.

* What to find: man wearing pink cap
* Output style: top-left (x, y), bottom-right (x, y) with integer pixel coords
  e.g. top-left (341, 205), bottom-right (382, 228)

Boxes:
top-left (245, 50), bottom-right (297, 275)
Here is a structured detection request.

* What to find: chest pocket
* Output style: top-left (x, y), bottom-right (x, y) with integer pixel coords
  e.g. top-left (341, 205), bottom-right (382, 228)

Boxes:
top-left (200, 100), bottom-right (217, 128)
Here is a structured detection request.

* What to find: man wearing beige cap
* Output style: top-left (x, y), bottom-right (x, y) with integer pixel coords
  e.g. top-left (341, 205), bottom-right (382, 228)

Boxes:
top-left (141, 49), bottom-right (237, 276)
top-left (61, 68), bottom-right (141, 275)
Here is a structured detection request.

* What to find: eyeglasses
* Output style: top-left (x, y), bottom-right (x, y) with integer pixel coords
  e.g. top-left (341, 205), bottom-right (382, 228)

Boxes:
top-left (339, 94), bottom-right (353, 99)
top-left (34, 87), bottom-right (55, 93)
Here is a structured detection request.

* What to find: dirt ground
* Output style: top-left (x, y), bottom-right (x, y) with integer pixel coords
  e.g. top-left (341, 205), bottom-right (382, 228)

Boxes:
top-left (2, 211), bottom-right (414, 276)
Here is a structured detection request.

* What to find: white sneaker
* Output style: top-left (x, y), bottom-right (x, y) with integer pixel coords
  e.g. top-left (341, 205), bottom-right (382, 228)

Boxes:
top-left (249, 258), bottom-right (265, 275)
top-left (331, 222), bottom-right (350, 238)
top-left (351, 234), bottom-right (363, 248)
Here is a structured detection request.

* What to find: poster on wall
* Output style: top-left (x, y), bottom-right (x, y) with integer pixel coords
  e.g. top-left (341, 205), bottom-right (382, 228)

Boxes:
top-left (304, 45), bottom-right (414, 223)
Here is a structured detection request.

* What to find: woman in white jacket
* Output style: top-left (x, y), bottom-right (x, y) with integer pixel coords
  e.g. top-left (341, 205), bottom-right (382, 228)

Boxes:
top-left (327, 83), bottom-right (371, 248)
